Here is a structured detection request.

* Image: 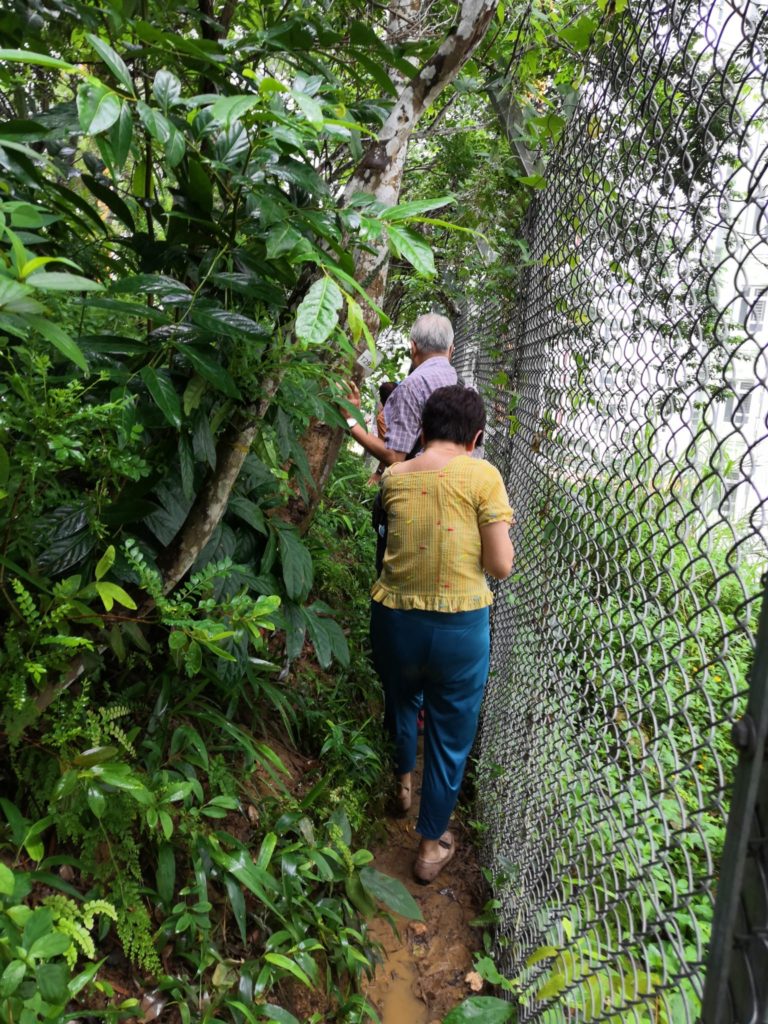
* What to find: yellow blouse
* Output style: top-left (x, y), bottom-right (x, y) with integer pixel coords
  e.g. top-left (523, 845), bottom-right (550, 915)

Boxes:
top-left (371, 455), bottom-right (514, 612)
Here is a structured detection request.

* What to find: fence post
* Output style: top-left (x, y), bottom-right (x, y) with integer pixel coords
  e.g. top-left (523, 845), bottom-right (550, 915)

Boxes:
top-left (702, 572), bottom-right (768, 1022)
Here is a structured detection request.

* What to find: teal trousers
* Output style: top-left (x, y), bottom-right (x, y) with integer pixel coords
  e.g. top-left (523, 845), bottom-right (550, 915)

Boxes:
top-left (370, 601), bottom-right (490, 840)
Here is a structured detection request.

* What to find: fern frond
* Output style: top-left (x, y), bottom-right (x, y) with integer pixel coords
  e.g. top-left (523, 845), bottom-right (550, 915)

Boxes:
top-left (11, 579), bottom-right (40, 626)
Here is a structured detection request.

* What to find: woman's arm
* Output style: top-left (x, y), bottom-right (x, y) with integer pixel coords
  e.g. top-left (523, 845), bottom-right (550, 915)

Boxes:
top-left (480, 521), bottom-right (514, 579)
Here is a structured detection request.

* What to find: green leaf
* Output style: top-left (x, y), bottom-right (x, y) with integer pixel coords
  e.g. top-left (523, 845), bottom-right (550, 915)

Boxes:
top-left (386, 224), bottom-right (435, 276)
top-left (0, 278), bottom-right (44, 315)
top-left (0, 961), bottom-right (26, 998)
top-left (140, 366), bottom-right (182, 428)
top-left (293, 90), bottom-right (323, 127)
top-left (29, 932), bottom-right (71, 959)
top-left (95, 545), bottom-right (115, 581)
top-left (558, 14), bottom-right (597, 51)
top-left (27, 316), bottom-right (89, 371)
top-left (36, 962), bottom-right (70, 1003)
top-left (110, 103), bottom-right (134, 168)
top-left (380, 196), bottom-right (454, 221)
top-left (229, 496), bottom-right (266, 534)
top-left (95, 581), bottom-right (137, 611)
top-left (303, 604), bottom-right (349, 668)
top-left (78, 85), bottom-right (123, 135)
top-left (346, 294), bottom-right (364, 343)
top-left (344, 872), bottom-right (376, 917)
top-left (173, 343), bottom-right (241, 398)
top-left (81, 174), bottom-right (136, 231)
top-left (209, 94), bottom-right (261, 125)
top-left (525, 944), bottom-right (558, 967)
top-left (295, 276), bottom-right (343, 345)
top-left (257, 832), bottom-right (277, 869)
top-left (73, 746), bottom-right (118, 766)
top-left (86, 785), bottom-right (106, 818)
top-left (137, 101), bottom-right (172, 143)
top-left (0, 49), bottom-right (76, 71)
top-left (27, 271), bottom-right (104, 292)
top-left (277, 527), bottom-right (313, 601)
top-left (443, 996), bottom-right (516, 1023)
top-left (153, 69), bottom-right (182, 111)
top-left (86, 33), bottom-right (135, 95)
top-left (185, 639), bottom-right (202, 676)
top-left (263, 953), bottom-right (312, 988)
top-left (516, 173), bottom-right (547, 189)
top-left (258, 1005), bottom-right (301, 1024)
top-left (265, 224), bottom-right (304, 259)
top-left (166, 126), bottom-right (186, 167)
top-left (0, 862), bottom-right (14, 895)
top-left (359, 866), bottom-right (423, 921)
top-left (156, 844), bottom-right (175, 905)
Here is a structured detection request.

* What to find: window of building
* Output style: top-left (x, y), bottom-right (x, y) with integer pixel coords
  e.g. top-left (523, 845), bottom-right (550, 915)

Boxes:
top-left (723, 380), bottom-right (753, 430)
top-left (741, 286), bottom-right (767, 335)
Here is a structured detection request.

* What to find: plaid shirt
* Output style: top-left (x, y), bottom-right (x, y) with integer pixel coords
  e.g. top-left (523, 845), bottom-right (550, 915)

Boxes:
top-left (384, 357), bottom-right (457, 455)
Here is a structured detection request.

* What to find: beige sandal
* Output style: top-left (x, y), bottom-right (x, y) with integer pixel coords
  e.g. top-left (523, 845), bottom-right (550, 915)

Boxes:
top-left (413, 832), bottom-right (455, 884)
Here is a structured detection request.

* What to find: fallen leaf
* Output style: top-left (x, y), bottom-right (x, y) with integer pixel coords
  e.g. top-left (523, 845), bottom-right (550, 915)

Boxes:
top-left (465, 970), bottom-right (484, 992)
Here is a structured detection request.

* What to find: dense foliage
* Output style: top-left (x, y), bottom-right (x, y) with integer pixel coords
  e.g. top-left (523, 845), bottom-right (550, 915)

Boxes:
top-left (0, 0), bottom-right (517, 1018)
top-left (0, 0), bottom-right (655, 1020)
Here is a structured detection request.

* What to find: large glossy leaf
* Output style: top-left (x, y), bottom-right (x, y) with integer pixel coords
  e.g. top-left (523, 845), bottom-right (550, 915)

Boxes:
top-left (386, 223), bottom-right (435, 276)
top-left (153, 69), bottom-right (182, 111)
top-left (137, 101), bottom-right (172, 143)
top-left (86, 33), bottom-right (135, 95)
top-left (209, 94), bottom-right (262, 125)
top-left (0, 49), bottom-right (76, 71)
top-left (173, 343), bottom-right (241, 398)
top-left (380, 196), bottom-right (454, 221)
top-left (140, 367), bottom-right (182, 428)
top-left (359, 866), bottom-right (423, 921)
top-left (265, 224), bottom-right (304, 259)
top-left (0, 278), bottom-right (44, 315)
top-left (110, 103), bottom-right (134, 168)
top-left (443, 997), bottom-right (516, 1023)
top-left (229, 496), bottom-right (267, 535)
top-left (295, 276), bottom-right (343, 345)
top-left (77, 84), bottom-right (122, 135)
top-left (27, 271), bottom-right (104, 292)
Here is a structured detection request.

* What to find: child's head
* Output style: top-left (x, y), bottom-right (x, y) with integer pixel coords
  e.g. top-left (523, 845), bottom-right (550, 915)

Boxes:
top-left (379, 381), bottom-right (397, 406)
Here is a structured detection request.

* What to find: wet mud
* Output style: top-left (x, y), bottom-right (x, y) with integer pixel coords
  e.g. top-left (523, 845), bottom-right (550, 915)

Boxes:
top-left (362, 758), bottom-right (486, 1023)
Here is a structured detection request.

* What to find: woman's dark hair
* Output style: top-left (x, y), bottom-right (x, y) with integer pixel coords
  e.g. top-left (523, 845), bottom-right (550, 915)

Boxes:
top-left (379, 380), bottom-right (397, 406)
top-left (421, 385), bottom-right (485, 445)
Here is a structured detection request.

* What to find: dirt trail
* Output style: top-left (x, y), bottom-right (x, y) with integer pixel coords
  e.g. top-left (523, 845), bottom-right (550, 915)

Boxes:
top-left (362, 757), bottom-right (485, 1023)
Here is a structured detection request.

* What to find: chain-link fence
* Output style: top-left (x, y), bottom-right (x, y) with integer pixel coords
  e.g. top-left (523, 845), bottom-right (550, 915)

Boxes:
top-left (452, 1), bottom-right (768, 1019)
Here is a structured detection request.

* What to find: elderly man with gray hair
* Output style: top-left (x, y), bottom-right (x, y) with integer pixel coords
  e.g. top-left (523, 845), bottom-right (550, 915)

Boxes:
top-left (345, 312), bottom-right (457, 466)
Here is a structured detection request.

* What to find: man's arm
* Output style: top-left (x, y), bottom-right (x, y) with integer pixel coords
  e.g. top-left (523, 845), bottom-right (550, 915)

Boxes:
top-left (343, 383), bottom-right (407, 465)
top-left (348, 422), bottom-right (407, 465)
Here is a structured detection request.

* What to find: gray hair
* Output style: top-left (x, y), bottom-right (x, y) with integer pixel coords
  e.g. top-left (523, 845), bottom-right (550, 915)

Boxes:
top-left (410, 313), bottom-right (454, 354)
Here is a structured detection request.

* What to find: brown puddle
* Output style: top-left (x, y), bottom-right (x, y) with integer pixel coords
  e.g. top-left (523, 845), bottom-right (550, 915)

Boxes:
top-left (362, 756), bottom-right (486, 1023)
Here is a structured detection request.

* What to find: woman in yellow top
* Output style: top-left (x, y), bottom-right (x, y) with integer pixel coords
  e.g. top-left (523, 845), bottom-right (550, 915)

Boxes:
top-left (370, 385), bottom-right (514, 883)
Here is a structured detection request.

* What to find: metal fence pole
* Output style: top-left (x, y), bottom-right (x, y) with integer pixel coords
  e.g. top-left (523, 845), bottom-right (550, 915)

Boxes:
top-left (702, 572), bottom-right (768, 1023)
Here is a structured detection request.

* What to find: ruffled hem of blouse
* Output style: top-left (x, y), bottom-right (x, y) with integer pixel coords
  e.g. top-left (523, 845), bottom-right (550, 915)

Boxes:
top-left (370, 582), bottom-right (493, 613)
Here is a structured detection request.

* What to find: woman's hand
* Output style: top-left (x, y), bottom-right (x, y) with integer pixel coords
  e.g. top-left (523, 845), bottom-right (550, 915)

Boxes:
top-left (480, 521), bottom-right (514, 579)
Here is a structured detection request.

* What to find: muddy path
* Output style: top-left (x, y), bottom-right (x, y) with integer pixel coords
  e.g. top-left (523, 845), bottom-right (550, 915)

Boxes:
top-left (362, 756), bottom-right (486, 1023)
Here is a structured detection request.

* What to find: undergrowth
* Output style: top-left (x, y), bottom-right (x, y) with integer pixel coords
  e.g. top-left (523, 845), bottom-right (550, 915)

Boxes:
top-left (0, 448), bottom-right (414, 1024)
